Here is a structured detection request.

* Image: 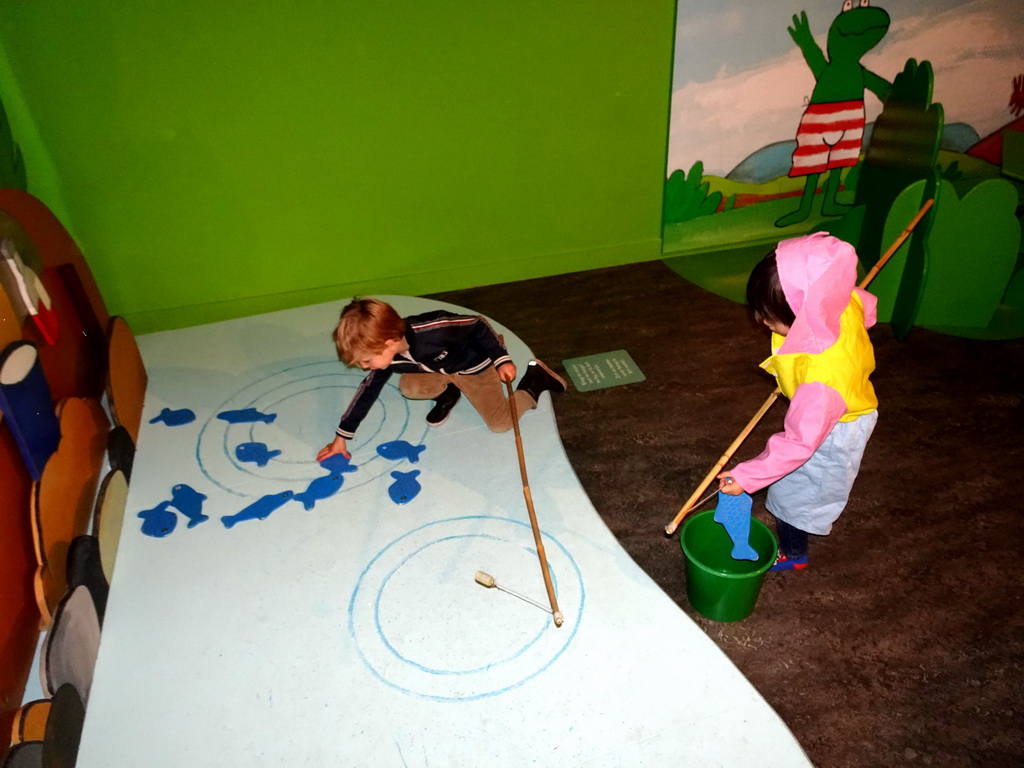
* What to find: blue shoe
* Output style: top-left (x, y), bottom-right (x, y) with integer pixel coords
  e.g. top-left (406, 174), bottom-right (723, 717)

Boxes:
top-left (769, 552), bottom-right (808, 571)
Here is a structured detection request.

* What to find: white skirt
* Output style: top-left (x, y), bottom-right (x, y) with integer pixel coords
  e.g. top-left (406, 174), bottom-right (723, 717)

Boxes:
top-left (766, 410), bottom-right (878, 535)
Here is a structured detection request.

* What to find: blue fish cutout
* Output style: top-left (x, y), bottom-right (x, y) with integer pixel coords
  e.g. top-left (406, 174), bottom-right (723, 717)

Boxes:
top-left (714, 492), bottom-right (759, 561)
top-left (148, 407), bottom-right (196, 426)
top-left (235, 441), bottom-right (282, 467)
top-left (138, 501), bottom-right (177, 538)
top-left (388, 470), bottom-right (421, 505)
top-left (318, 453), bottom-right (359, 474)
top-left (217, 408), bottom-right (277, 424)
top-left (293, 474), bottom-right (344, 510)
top-left (221, 491), bottom-right (294, 529)
top-left (376, 440), bottom-right (426, 464)
top-left (168, 484), bottom-right (209, 528)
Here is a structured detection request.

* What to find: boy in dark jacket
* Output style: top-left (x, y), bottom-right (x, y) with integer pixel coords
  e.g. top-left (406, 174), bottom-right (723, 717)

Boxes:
top-left (317, 298), bottom-right (566, 461)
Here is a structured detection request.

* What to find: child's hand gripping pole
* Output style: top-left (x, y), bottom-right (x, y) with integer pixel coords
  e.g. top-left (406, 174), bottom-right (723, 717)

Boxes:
top-left (505, 380), bottom-right (563, 627)
top-left (663, 198), bottom-right (935, 536)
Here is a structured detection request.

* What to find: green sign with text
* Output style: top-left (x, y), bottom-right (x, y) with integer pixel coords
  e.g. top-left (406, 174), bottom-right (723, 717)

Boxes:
top-left (562, 350), bottom-right (645, 392)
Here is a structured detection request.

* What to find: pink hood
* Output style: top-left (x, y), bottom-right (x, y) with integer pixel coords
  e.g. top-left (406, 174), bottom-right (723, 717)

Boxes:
top-left (776, 232), bottom-right (877, 354)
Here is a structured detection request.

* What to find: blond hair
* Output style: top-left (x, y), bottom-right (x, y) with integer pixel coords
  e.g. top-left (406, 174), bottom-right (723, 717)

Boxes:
top-left (333, 298), bottom-right (406, 365)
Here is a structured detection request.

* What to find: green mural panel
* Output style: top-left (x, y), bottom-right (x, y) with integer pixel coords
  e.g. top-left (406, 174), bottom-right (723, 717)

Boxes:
top-left (0, 1), bottom-right (675, 331)
top-left (867, 202), bottom-right (910, 325)
top-left (916, 178), bottom-right (1020, 329)
top-left (873, 177), bottom-right (1021, 333)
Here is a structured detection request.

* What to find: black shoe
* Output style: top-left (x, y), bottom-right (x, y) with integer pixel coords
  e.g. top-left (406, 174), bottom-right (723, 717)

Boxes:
top-left (426, 384), bottom-right (461, 426)
top-left (515, 360), bottom-right (567, 402)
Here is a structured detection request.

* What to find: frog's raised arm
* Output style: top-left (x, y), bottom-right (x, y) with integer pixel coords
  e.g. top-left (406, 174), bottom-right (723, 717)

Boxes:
top-left (788, 11), bottom-right (827, 79)
top-left (863, 68), bottom-right (891, 101)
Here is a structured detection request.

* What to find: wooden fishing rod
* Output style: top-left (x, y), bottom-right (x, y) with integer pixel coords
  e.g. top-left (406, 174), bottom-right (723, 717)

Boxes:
top-left (505, 380), bottom-right (563, 627)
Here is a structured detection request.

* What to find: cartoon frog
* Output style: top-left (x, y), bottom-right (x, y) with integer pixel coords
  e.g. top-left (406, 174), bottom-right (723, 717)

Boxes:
top-left (776, 1), bottom-right (891, 228)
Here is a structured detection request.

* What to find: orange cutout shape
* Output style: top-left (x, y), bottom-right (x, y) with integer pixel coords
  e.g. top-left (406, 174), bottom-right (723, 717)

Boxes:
top-left (31, 397), bottom-right (109, 625)
top-left (12, 698), bottom-right (50, 744)
top-left (106, 316), bottom-right (147, 445)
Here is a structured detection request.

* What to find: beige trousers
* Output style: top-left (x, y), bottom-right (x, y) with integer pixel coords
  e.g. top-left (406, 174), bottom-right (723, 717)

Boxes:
top-left (398, 368), bottom-right (535, 433)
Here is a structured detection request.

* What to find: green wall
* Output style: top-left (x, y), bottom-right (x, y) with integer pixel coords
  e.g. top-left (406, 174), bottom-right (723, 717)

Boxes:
top-left (0, 2), bottom-right (675, 332)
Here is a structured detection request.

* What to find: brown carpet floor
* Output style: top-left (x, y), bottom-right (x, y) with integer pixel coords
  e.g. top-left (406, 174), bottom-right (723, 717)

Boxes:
top-left (429, 259), bottom-right (1024, 768)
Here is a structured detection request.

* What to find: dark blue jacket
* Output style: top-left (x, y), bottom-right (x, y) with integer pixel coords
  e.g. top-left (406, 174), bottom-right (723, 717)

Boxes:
top-left (336, 310), bottom-right (510, 438)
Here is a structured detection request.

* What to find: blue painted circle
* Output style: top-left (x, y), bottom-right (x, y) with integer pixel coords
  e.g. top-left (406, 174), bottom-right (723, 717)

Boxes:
top-left (348, 515), bottom-right (585, 701)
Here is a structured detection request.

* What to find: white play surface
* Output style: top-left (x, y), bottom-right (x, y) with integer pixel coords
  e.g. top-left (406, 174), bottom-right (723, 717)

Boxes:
top-left (75, 296), bottom-right (810, 767)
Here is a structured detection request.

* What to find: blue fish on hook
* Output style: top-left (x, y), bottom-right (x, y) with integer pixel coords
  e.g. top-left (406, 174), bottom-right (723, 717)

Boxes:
top-left (714, 491), bottom-right (758, 561)
top-left (149, 407), bottom-right (196, 426)
top-left (221, 491), bottom-right (294, 529)
top-left (168, 483), bottom-right (209, 528)
top-left (293, 474), bottom-right (345, 510)
top-left (138, 500), bottom-right (177, 538)
top-left (388, 470), bottom-right (422, 505)
top-left (318, 453), bottom-right (359, 474)
top-left (235, 441), bottom-right (282, 467)
top-left (376, 440), bottom-right (426, 464)
top-left (217, 408), bottom-right (277, 424)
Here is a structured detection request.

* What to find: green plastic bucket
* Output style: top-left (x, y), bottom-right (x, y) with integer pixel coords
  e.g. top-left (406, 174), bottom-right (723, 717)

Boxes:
top-left (679, 509), bottom-right (777, 622)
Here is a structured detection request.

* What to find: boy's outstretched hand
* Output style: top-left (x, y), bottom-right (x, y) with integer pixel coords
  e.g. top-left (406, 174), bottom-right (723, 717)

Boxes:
top-left (716, 472), bottom-right (745, 496)
top-left (317, 435), bottom-right (350, 462)
top-left (498, 361), bottom-right (516, 383)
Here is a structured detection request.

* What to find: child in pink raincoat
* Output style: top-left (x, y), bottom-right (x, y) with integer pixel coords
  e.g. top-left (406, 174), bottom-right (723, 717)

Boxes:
top-left (718, 233), bottom-right (879, 571)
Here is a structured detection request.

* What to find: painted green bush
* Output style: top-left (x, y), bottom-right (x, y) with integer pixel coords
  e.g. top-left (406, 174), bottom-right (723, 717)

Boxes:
top-left (663, 161), bottom-right (732, 224)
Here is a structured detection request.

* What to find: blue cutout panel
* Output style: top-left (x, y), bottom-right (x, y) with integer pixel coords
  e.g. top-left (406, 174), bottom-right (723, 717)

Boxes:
top-left (714, 492), bottom-right (758, 561)
top-left (216, 408), bottom-right (276, 424)
top-left (169, 484), bottom-right (209, 528)
top-left (0, 340), bottom-right (61, 480)
top-left (294, 474), bottom-right (346, 510)
top-left (221, 491), bottom-right (294, 528)
top-left (377, 440), bottom-right (426, 463)
top-left (388, 470), bottom-right (422, 505)
top-left (138, 501), bottom-right (177, 538)
top-left (319, 454), bottom-right (359, 474)
top-left (149, 407), bottom-right (196, 426)
top-left (234, 441), bottom-right (281, 467)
